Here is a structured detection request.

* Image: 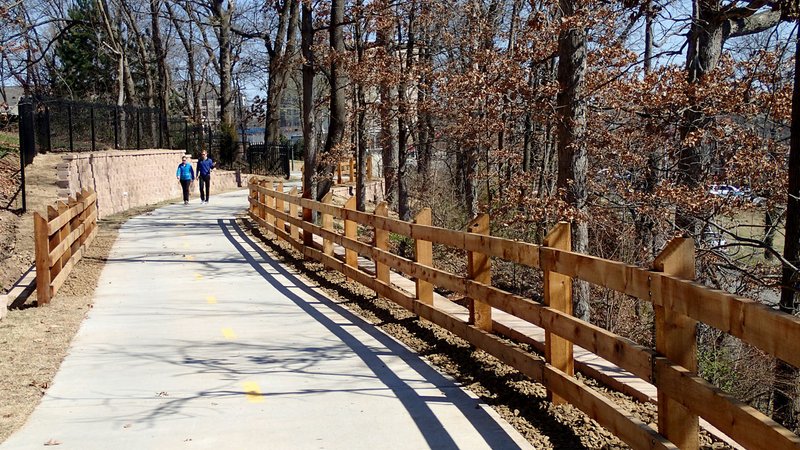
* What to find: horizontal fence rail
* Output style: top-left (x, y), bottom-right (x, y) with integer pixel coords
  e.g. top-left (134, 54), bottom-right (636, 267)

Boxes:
top-left (33, 188), bottom-right (98, 305)
top-left (247, 179), bottom-right (800, 450)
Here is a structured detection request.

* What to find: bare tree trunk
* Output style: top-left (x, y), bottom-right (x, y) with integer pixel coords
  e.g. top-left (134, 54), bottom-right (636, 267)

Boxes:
top-left (415, 10), bottom-right (433, 179)
top-left (678, 0), bottom-right (783, 231)
top-left (377, 28), bottom-right (397, 205)
top-left (773, 24), bottom-right (800, 430)
top-left (167, 1), bottom-right (200, 122)
top-left (556, 0), bottom-right (589, 321)
top-left (119, 0), bottom-right (158, 142)
top-left (356, 83), bottom-right (367, 211)
top-left (354, 1), bottom-right (367, 212)
top-left (151, 0), bottom-right (170, 147)
top-left (465, 147), bottom-right (479, 218)
top-left (301, 1), bottom-right (316, 203)
top-left (764, 207), bottom-right (779, 260)
top-left (212, 0), bottom-right (234, 127)
top-left (316, 0), bottom-right (346, 201)
top-left (644, 0), bottom-right (654, 74)
top-left (264, 0), bottom-right (298, 145)
top-left (396, 0), bottom-right (415, 221)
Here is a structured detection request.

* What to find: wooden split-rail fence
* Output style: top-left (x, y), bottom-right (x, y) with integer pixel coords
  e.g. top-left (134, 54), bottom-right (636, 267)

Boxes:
top-left (248, 179), bottom-right (800, 450)
top-left (33, 188), bottom-right (98, 305)
top-left (301, 156), bottom-right (374, 185)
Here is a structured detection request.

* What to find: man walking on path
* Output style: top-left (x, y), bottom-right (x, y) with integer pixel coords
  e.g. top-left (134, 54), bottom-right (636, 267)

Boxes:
top-left (176, 155), bottom-right (195, 205)
top-left (197, 150), bottom-right (214, 204)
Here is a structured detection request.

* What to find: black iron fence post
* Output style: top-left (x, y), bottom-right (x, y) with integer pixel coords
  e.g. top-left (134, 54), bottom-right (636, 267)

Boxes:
top-left (114, 106), bottom-right (119, 149)
top-left (18, 99), bottom-right (36, 212)
top-left (136, 109), bottom-right (141, 149)
top-left (90, 105), bottom-right (96, 152)
top-left (43, 105), bottom-right (51, 153)
top-left (68, 103), bottom-right (74, 153)
top-left (158, 110), bottom-right (164, 149)
top-left (184, 120), bottom-right (189, 153)
top-left (282, 145), bottom-right (290, 179)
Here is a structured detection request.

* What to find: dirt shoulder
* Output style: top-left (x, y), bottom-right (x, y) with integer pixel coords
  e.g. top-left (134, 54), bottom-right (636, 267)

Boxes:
top-left (0, 153), bottom-right (63, 295)
top-left (0, 201), bottom-right (173, 443)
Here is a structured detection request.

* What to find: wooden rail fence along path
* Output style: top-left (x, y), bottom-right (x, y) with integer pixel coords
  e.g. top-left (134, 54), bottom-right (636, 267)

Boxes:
top-left (247, 179), bottom-right (800, 450)
top-left (34, 188), bottom-right (98, 305)
top-left (302, 156), bottom-right (373, 186)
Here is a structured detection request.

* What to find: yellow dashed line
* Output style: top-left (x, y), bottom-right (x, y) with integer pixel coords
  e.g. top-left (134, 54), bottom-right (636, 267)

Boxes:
top-left (221, 328), bottom-right (237, 340)
top-left (194, 274), bottom-right (203, 280)
top-left (242, 381), bottom-right (264, 403)
top-left (207, 295), bottom-right (217, 304)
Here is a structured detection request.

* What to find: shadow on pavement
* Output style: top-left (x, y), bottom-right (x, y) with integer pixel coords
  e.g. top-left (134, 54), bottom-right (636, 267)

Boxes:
top-left (218, 218), bottom-right (528, 450)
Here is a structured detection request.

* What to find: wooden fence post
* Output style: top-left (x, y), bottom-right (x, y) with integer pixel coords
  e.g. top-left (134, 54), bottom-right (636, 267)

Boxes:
top-left (653, 238), bottom-right (699, 450)
top-left (33, 212), bottom-right (51, 305)
top-left (337, 161), bottom-right (343, 184)
top-left (70, 193), bottom-right (83, 255)
top-left (543, 221), bottom-right (574, 404)
top-left (322, 192), bottom-right (334, 257)
top-left (275, 181), bottom-right (285, 233)
top-left (249, 181), bottom-right (255, 215)
top-left (374, 202), bottom-right (389, 285)
top-left (467, 214), bottom-right (491, 331)
top-left (257, 180), bottom-right (266, 220)
top-left (289, 187), bottom-right (299, 241)
top-left (414, 208), bottom-right (433, 305)
top-left (77, 190), bottom-right (88, 246)
top-left (265, 182), bottom-right (275, 226)
top-left (49, 203), bottom-right (66, 287)
top-left (344, 196), bottom-right (358, 278)
top-left (366, 155), bottom-right (373, 181)
top-left (349, 158), bottom-right (355, 183)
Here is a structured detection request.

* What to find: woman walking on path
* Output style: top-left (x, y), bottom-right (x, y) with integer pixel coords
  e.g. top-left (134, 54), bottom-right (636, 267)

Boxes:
top-left (196, 150), bottom-right (214, 204)
top-left (176, 155), bottom-right (195, 205)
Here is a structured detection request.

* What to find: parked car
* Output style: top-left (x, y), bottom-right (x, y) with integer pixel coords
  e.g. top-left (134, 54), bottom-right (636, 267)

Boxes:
top-left (709, 184), bottom-right (743, 197)
top-left (703, 232), bottom-right (727, 248)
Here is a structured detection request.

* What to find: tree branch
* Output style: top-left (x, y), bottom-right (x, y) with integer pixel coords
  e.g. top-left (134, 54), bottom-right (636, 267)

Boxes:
top-left (725, 9), bottom-right (784, 38)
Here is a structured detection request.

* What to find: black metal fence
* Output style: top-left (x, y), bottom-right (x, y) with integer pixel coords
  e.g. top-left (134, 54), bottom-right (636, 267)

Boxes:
top-left (27, 99), bottom-right (166, 152)
top-left (16, 97), bottom-right (292, 210)
top-left (247, 143), bottom-right (290, 178)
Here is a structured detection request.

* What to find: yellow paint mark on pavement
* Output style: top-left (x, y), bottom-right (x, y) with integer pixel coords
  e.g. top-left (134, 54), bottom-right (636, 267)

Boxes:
top-left (194, 274), bottom-right (203, 280)
top-left (182, 242), bottom-right (189, 249)
top-left (207, 295), bottom-right (217, 304)
top-left (222, 328), bottom-right (237, 340)
top-left (185, 255), bottom-right (195, 261)
top-left (242, 381), bottom-right (264, 403)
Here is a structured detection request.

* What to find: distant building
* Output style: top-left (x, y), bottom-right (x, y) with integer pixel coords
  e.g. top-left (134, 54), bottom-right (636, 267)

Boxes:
top-left (0, 86), bottom-right (24, 117)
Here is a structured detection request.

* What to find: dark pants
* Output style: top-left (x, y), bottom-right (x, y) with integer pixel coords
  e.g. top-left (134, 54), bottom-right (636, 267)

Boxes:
top-left (180, 179), bottom-right (191, 202)
top-left (199, 174), bottom-right (211, 201)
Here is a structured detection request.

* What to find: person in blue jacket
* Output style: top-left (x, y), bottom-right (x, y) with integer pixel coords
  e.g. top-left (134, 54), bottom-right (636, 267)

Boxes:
top-left (196, 150), bottom-right (214, 204)
top-left (176, 155), bottom-right (195, 205)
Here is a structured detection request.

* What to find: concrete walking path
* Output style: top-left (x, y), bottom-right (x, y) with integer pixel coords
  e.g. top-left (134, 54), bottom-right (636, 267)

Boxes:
top-left (1, 190), bottom-right (531, 450)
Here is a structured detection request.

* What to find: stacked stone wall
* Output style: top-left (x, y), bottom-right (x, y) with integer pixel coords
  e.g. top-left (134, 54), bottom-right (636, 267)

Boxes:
top-left (57, 150), bottom-right (247, 218)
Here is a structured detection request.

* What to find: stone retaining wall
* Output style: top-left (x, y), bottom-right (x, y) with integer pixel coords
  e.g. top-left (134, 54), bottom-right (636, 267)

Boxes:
top-left (56, 149), bottom-right (247, 218)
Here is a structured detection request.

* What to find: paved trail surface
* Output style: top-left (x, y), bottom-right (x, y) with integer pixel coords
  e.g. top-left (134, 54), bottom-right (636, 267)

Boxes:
top-left (2, 190), bottom-right (531, 450)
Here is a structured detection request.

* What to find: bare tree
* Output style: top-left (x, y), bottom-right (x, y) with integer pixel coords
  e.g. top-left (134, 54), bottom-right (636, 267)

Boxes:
top-left (317, 0), bottom-right (347, 200)
top-left (555, 0), bottom-right (590, 320)
top-left (211, 0), bottom-right (234, 127)
top-left (264, 0), bottom-right (299, 144)
top-left (775, 18), bottom-right (800, 430)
